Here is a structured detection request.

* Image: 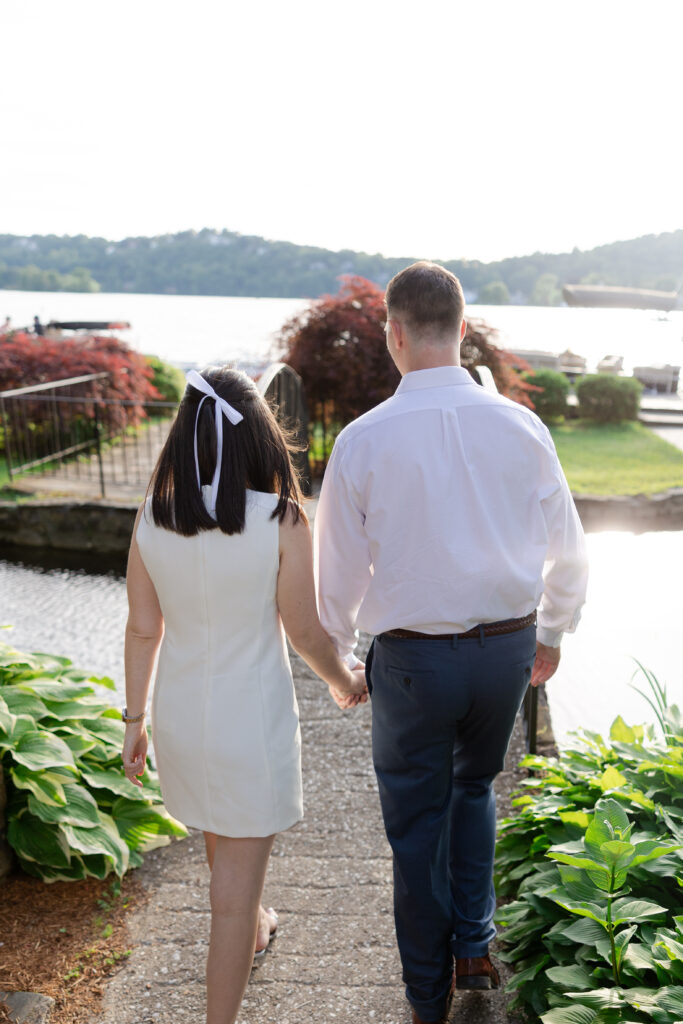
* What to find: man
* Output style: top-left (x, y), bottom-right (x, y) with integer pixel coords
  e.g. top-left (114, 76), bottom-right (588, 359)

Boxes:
top-left (314, 262), bottom-right (588, 1024)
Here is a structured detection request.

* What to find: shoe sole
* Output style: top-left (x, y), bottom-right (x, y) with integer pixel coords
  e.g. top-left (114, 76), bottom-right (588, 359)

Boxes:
top-left (456, 977), bottom-right (498, 990)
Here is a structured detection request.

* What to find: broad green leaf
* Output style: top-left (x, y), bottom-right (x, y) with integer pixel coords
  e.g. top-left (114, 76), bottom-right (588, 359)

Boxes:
top-left (80, 767), bottom-right (158, 801)
top-left (585, 800), bottom-right (631, 858)
top-left (548, 852), bottom-right (611, 889)
top-left (611, 898), bottom-right (667, 925)
top-left (10, 728), bottom-right (76, 772)
top-left (15, 679), bottom-right (95, 701)
top-left (609, 716), bottom-right (638, 744)
top-left (656, 986), bottom-right (683, 1016)
top-left (83, 716), bottom-right (125, 746)
top-left (58, 732), bottom-right (97, 757)
top-left (631, 839), bottom-right (681, 866)
top-left (599, 766), bottom-right (627, 792)
top-left (61, 817), bottom-right (129, 877)
top-left (613, 925), bottom-right (638, 969)
top-left (549, 896), bottom-right (607, 924)
top-left (7, 810), bottom-right (71, 867)
top-left (600, 840), bottom-right (635, 869)
top-left (1, 686), bottom-right (49, 720)
top-left (621, 986), bottom-right (665, 1011)
top-left (540, 1006), bottom-right (598, 1024)
top-left (111, 797), bottom-right (187, 852)
top-left (623, 942), bottom-right (657, 972)
top-left (0, 712), bottom-right (36, 748)
top-left (41, 697), bottom-right (113, 721)
top-left (557, 866), bottom-right (604, 903)
top-left (545, 964), bottom-right (595, 989)
top-left (565, 988), bottom-right (626, 1010)
top-left (504, 954), bottom-right (550, 991)
top-left (28, 784), bottom-right (101, 828)
top-left (10, 764), bottom-right (66, 806)
top-left (559, 811), bottom-right (591, 829)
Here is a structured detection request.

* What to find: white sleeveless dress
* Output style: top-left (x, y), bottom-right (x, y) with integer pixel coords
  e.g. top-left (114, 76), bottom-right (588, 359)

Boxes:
top-left (136, 487), bottom-right (303, 837)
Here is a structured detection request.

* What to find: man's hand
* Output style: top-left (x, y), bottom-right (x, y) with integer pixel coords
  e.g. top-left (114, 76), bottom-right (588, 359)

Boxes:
top-left (530, 642), bottom-right (561, 688)
top-left (328, 667), bottom-right (368, 709)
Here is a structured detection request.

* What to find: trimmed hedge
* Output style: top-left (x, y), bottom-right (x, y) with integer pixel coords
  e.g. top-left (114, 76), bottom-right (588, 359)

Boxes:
top-left (576, 375), bottom-right (643, 424)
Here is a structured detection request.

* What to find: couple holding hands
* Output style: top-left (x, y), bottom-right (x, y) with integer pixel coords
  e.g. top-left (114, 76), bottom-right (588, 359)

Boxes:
top-left (122, 262), bottom-right (588, 1024)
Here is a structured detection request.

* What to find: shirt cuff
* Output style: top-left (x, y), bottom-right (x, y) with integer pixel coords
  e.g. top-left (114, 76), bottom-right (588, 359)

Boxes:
top-left (343, 652), bottom-right (363, 670)
top-left (536, 625), bottom-right (563, 648)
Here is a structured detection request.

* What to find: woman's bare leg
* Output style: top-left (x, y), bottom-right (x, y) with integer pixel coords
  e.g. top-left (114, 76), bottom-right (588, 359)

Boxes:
top-left (203, 830), bottom-right (217, 870)
top-left (206, 833), bottom-right (275, 1024)
top-left (203, 830), bottom-right (276, 954)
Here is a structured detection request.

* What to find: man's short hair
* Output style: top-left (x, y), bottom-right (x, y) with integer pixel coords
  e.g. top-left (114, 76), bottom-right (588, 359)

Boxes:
top-left (385, 261), bottom-right (465, 338)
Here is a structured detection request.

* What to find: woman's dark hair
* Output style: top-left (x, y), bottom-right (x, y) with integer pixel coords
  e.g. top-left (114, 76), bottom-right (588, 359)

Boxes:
top-left (148, 367), bottom-right (304, 535)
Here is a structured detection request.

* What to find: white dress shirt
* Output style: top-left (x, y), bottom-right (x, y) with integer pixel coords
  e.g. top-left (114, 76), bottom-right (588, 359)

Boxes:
top-left (314, 365), bottom-right (588, 659)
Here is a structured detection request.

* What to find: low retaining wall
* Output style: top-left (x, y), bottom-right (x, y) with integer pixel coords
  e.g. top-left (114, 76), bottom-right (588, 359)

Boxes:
top-left (0, 501), bottom-right (137, 555)
top-left (1, 491), bottom-right (683, 559)
top-left (573, 489), bottom-right (683, 533)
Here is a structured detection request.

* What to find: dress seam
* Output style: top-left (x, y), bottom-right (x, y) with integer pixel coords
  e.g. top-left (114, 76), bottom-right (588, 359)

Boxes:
top-left (199, 529), bottom-right (214, 829)
top-left (254, 508), bottom-right (279, 828)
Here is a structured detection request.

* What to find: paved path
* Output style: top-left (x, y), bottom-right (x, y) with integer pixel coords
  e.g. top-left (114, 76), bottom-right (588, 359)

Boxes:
top-left (94, 640), bottom-right (527, 1024)
top-left (652, 425), bottom-right (683, 453)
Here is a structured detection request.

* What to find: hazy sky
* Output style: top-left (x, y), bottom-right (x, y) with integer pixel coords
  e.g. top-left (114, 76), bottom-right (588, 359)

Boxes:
top-left (2, 0), bottom-right (681, 262)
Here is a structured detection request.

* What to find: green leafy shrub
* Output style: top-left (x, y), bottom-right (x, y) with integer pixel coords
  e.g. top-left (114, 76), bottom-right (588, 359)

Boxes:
top-left (576, 375), bottom-right (643, 423)
top-left (0, 642), bottom-right (186, 882)
top-left (145, 354), bottom-right (186, 406)
top-left (522, 369), bottom-right (570, 422)
top-left (495, 672), bottom-right (682, 1023)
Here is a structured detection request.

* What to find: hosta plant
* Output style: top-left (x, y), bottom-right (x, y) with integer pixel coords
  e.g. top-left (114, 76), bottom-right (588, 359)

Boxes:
top-left (0, 642), bottom-right (186, 881)
top-left (495, 676), bottom-right (683, 1024)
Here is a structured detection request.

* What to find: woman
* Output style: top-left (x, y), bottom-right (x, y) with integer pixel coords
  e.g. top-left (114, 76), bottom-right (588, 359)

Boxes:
top-left (121, 367), bottom-right (366, 1024)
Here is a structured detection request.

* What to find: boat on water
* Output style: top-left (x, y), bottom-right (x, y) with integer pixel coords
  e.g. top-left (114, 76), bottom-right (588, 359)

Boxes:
top-left (562, 284), bottom-right (681, 312)
top-left (46, 320), bottom-right (131, 332)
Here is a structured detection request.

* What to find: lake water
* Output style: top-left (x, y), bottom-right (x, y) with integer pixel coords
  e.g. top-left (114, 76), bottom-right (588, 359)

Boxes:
top-left (1, 529), bottom-right (681, 748)
top-left (2, 288), bottom-right (683, 380)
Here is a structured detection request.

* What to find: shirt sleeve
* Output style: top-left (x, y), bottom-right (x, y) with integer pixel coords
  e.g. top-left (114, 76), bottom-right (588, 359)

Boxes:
top-left (537, 436), bottom-right (589, 648)
top-left (314, 438), bottom-right (373, 662)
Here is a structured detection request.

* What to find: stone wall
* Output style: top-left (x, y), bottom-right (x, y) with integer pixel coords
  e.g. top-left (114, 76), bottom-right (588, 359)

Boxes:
top-left (0, 501), bottom-right (137, 555)
top-left (573, 489), bottom-right (683, 533)
top-left (1, 491), bottom-right (683, 558)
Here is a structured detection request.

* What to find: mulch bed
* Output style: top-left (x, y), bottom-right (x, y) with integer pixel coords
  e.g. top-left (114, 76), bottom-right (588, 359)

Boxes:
top-left (0, 867), bottom-right (146, 1024)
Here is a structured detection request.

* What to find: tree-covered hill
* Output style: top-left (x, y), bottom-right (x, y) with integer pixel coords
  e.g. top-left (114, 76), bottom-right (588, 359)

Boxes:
top-left (0, 227), bottom-right (681, 303)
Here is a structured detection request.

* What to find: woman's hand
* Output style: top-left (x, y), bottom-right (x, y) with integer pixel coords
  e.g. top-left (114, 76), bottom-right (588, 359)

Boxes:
top-left (329, 666), bottom-right (368, 709)
top-left (122, 722), bottom-right (148, 787)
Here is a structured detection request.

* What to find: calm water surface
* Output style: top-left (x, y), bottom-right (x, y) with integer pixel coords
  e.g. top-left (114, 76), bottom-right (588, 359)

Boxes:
top-left (2, 530), bottom-right (681, 746)
top-left (2, 289), bottom-right (682, 381)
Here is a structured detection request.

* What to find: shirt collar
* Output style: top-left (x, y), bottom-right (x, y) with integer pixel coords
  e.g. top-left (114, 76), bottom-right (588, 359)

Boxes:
top-left (395, 365), bottom-right (476, 395)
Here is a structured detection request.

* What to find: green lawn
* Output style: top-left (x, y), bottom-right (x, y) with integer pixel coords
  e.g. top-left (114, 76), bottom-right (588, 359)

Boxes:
top-left (549, 421), bottom-right (683, 496)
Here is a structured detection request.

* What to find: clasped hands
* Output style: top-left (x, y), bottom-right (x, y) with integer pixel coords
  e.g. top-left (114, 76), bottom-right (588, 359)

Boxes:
top-left (329, 666), bottom-right (368, 710)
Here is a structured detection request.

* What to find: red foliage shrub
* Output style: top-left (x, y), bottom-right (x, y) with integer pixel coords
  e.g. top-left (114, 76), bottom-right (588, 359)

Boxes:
top-left (277, 276), bottom-right (537, 455)
top-left (0, 331), bottom-right (162, 434)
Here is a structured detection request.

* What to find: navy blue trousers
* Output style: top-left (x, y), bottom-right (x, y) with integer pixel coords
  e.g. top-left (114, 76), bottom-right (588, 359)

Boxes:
top-left (366, 625), bottom-right (536, 1022)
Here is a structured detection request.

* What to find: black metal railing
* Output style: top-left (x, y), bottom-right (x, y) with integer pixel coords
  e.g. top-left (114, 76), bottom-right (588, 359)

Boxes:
top-left (257, 362), bottom-right (311, 495)
top-left (0, 373), bottom-right (176, 499)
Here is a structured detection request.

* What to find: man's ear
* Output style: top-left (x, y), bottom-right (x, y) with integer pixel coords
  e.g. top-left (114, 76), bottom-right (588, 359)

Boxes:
top-left (390, 318), bottom-right (406, 350)
top-left (460, 319), bottom-right (467, 341)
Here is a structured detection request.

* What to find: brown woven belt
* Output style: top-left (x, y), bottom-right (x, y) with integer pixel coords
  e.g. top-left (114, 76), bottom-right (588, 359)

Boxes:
top-left (382, 611), bottom-right (537, 641)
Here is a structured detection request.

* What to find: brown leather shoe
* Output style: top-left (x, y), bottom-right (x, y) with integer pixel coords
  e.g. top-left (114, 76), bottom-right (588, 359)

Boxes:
top-left (411, 975), bottom-right (455, 1023)
top-left (455, 954), bottom-right (500, 990)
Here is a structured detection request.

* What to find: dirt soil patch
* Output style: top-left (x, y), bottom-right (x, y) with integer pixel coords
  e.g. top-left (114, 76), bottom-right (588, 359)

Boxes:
top-left (0, 868), bottom-right (146, 1024)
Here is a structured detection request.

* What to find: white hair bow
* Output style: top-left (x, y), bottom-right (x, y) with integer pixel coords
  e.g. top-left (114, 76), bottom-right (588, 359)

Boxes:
top-left (186, 370), bottom-right (244, 510)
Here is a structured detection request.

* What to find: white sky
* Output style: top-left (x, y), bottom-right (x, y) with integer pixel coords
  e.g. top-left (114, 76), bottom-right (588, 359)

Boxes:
top-left (2, 0), bottom-right (682, 262)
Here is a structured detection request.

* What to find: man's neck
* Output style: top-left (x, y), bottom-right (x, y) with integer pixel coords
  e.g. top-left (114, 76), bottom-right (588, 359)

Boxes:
top-left (401, 348), bottom-right (461, 375)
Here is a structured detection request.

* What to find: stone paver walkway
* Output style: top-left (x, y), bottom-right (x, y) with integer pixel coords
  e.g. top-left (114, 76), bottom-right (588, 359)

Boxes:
top-left (94, 640), bottom-right (527, 1024)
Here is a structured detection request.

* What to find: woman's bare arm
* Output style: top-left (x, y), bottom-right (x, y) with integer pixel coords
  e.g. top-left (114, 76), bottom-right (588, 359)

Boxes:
top-left (122, 505), bottom-right (164, 784)
top-left (277, 507), bottom-right (366, 697)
